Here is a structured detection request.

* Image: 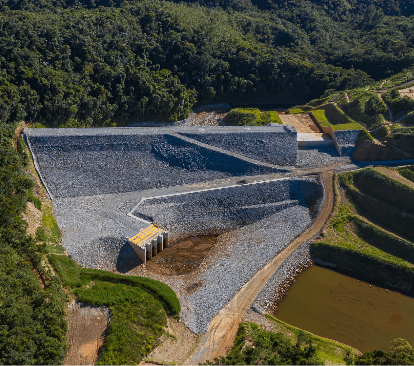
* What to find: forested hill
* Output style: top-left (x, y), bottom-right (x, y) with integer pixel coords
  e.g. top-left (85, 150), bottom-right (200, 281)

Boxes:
top-left (0, 0), bottom-right (413, 127)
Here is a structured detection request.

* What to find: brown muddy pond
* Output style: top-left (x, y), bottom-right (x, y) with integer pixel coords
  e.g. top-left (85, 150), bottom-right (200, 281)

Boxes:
top-left (274, 265), bottom-right (414, 353)
top-left (145, 235), bottom-right (217, 276)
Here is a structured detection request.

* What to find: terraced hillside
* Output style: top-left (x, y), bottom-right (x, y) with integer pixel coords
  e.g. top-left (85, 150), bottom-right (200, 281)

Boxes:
top-left (312, 167), bottom-right (414, 294)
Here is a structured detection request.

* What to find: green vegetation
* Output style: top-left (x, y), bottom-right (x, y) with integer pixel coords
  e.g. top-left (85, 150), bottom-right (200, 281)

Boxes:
top-left (356, 338), bottom-right (414, 365)
top-left (289, 106), bottom-right (312, 114)
top-left (265, 316), bottom-right (358, 364)
top-left (340, 90), bottom-right (387, 130)
top-left (311, 169), bottom-right (414, 295)
top-left (312, 104), bottom-right (364, 131)
top-left (348, 168), bottom-right (414, 214)
top-left (370, 67), bottom-right (414, 90)
top-left (371, 126), bottom-right (389, 139)
top-left (391, 126), bottom-right (414, 138)
top-left (223, 108), bottom-right (282, 126)
top-left (0, 123), bottom-right (67, 365)
top-left (209, 322), bottom-right (323, 365)
top-left (382, 85), bottom-right (414, 115)
top-left (403, 111), bottom-right (414, 124)
top-left (398, 165), bottom-right (414, 183)
top-left (48, 254), bottom-right (180, 364)
top-left (2, 0), bottom-right (414, 126)
top-left (0, 126), bottom-right (181, 365)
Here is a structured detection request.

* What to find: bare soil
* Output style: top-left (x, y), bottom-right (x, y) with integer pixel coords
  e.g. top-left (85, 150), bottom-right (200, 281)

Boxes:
top-left (64, 301), bottom-right (110, 365)
top-left (189, 171), bottom-right (335, 364)
top-left (353, 140), bottom-right (409, 161)
top-left (187, 111), bottom-right (228, 126)
top-left (22, 201), bottom-right (43, 238)
top-left (279, 113), bottom-right (323, 133)
top-left (140, 317), bottom-right (202, 365)
top-left (375, 166), bottom-right (414, 190)
top-left (399, 86), bottom-right (414, 101)
top-left (145, 236), bottom-right (218, 276)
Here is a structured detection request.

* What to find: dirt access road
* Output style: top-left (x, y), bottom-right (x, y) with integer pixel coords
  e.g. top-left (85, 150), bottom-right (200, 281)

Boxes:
top-left (189, 171), bottom-right (335, 364)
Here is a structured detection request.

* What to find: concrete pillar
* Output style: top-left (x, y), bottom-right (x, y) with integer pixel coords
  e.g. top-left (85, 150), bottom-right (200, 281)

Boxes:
top-left (130, 241), bottom-right (146, 263)
top-left (163, 232), bottom-right (169, 248)
top-left (146, 242), bottom-right (152, 260)
top-left (158, 235), bottom-right (164, 252)
top-left (152, 238), bottom-right (158, 256)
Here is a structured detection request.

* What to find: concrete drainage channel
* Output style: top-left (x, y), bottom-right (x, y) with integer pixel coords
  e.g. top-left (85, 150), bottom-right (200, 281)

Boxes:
top-left (23, 125), bottom-right (349, 337)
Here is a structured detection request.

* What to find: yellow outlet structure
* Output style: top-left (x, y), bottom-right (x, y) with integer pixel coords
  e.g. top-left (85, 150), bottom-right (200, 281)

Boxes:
top-left (128, 224), bottom-right (169, 263)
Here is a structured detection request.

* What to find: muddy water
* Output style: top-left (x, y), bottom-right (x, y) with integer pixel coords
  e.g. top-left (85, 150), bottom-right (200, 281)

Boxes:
top-left (145, 236), bottom-right (217, 276)
top-left (274, 265), bottom-right (414, 353)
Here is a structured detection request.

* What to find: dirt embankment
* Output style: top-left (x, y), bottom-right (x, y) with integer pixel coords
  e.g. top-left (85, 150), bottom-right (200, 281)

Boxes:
top-left (189, 171), bottom-right (335, 364)
top-left (64, 301), bottom-right (110, 365)
top-left (279, 113), bottom-right (323, 133)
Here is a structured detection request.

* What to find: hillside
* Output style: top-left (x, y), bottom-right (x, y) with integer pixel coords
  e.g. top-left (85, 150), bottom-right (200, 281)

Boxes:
top-left (0, 0), bottom-right (413, 127)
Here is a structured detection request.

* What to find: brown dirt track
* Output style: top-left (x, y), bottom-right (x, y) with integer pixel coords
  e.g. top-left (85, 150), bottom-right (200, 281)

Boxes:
top-left (188, 171), bottom-right (335, 364)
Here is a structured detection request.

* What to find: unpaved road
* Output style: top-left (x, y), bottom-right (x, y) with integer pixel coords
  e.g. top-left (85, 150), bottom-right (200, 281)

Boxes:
top-left (189, 171), bottom-right (335, 364)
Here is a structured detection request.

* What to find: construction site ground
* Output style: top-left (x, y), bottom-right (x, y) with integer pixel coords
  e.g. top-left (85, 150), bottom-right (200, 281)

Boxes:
top-left (279, 112), bottom-right (324, 134)
top-left (144, 236), bottom-right (218, 276)
top-left (64, 301), bottom-right (110, 365)
top-left (21, 112), bottom-right (379, 365)
top-left (398, 86), bottom-right (414, 101)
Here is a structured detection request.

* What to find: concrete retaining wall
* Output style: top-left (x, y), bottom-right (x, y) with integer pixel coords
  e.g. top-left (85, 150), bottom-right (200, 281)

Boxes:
top-left (309, 113), bottom-right (361, 157)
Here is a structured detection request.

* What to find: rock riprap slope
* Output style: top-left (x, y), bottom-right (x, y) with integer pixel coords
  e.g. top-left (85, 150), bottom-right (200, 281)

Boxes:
top-left (24, 127), bottom-right (293, 199)
top-left (179, 125), bottom-right (297, 166)
top-left (132, 178), bottom-right (322, 241)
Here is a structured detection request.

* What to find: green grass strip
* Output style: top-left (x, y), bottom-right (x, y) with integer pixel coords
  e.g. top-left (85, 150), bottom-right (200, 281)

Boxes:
top-left (48, 254), bottom-right (180, 315)
top-left (398, 166), bottom-right (414, 183)
top-left (312, 104), bottom-right (363, 131)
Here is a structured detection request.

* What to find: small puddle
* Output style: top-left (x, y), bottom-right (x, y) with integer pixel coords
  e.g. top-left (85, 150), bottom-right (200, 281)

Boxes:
top-left (145, 235), bottom-right (217, 275)
top-left (273, 265), bottom-right (414, 353)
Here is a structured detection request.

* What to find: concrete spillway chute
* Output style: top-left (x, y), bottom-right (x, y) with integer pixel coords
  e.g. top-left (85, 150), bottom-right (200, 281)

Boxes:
top-left (128, 224), bottom-right (169, 263)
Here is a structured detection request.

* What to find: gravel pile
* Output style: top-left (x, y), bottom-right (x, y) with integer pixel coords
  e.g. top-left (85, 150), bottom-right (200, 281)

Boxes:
top-left (180, 125), bottom-right (297, 166)
top-left (180, 204), bottom-right (312, 334)
top-left (127, 104), bottom-right (231, 127)
top-left (53, 193), bottom-right (149, 270)
top-left (333, 130), bottom-right (361, 156)
top-left (252, 240), bottom-right (312, 313)
top-left (25, 128), bottom-right (283, 198)
top-left (296, 146), bottom-right (350, 168)
top-left (133, 178), bottom-right (322, 241)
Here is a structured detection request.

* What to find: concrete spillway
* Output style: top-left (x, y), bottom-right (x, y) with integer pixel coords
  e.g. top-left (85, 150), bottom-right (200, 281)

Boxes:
top-left (128, 224), bottom-right (169, 263)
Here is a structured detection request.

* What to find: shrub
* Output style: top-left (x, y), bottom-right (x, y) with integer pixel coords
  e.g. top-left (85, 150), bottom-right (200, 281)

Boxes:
top-left (371, 126), bottom-right (388, 139)
top-left (223, 109), bottom-right (257, 125)
top-left (223, 108), bottom-right (282, 125)
top-left (391, 126), bottom-right (414, 139)
top-left (398, 166), bottom-right (414, 183)
top-left (382, 87), bottom-right (414, 115)
top-left (402, 111), bottom-right (414, 125)
top-left (49, 253), bottom-right (180, 364)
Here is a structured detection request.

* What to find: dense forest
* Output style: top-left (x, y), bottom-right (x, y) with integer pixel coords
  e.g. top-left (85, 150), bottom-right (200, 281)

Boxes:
top-left (0, 0), bottom-right (413, 126)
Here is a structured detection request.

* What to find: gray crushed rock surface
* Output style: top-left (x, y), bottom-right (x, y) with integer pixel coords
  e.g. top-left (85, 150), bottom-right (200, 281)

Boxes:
top-left (25, 128), bottom-right (288, 198)
top-left (252, 240), bottom-right (312, 313)
top-left (181, 204), bottom-right (312, 334)
top-left (333, 130), bottom-right (361, 157)
top-left (23, 123), bottom-right (357, 335)
top-left (132, 178), bottom-right (322, 241)
top-left (296, 146), bottom-right (350, 167)
top-left (180, 125), bottom-right (297, 166)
